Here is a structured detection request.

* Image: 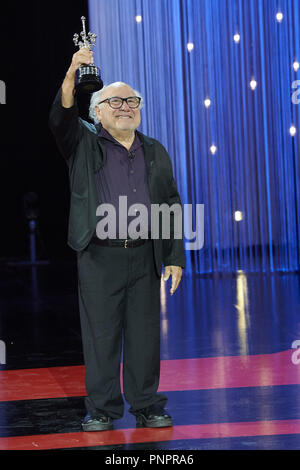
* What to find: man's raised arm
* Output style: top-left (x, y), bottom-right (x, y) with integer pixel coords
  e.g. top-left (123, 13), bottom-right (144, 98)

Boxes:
top-left (49, 48), bottom-right (94, 160)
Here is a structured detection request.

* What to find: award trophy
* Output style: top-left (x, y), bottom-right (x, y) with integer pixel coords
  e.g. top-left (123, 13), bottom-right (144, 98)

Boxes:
top-left (73, 16), bottom-right (103, 93)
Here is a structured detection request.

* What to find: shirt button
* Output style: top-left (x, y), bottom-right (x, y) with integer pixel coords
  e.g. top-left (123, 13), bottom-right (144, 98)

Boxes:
top-left (133, 188), bottom-right (137, 192)
top-left (130, 170), bottom-right (134, 174)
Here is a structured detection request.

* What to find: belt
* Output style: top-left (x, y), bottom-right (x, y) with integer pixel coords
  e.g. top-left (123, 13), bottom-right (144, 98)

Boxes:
top-left (91, 237), bottom-right (150, 248)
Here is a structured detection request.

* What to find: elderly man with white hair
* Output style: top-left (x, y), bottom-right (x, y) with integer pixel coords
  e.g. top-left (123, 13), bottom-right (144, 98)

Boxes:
top-left (49, 47), bottom-right (185, 431)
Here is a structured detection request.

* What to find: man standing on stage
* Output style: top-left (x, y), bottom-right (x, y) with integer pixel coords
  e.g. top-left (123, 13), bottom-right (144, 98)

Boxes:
top-left (49, 47), bottom-right (185, 431)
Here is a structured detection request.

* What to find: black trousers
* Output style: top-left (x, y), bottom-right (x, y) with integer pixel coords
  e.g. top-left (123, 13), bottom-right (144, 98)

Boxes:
top-left (76, 239), bottom-right (167, 419)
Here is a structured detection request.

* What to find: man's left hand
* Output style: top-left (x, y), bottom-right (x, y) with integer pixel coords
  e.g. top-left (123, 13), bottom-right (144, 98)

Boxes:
top-left (163, 265), bottom-right (183, 295)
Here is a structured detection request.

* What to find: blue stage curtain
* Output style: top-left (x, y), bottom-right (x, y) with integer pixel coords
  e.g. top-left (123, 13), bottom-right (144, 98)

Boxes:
top-left (88, 0), bottom-right (300, 275)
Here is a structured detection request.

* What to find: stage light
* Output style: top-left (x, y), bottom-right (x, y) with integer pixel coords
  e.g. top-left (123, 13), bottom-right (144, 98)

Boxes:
top-left (187, 42), bottom-right (194, 52)
top-left (210, 144), bottom-right (217, 154)
top-left (234, 211), bottom-right (243, 222)
top-left (293, 61), bottom-right (299, 72)
top-left (135, 15), bottom-right (142, 23)
top-left (23, 192), bottom-right (40, 220)
top-left (204, 98), bottom-right (211, 108)
top-left (233, 34), bottom-right (240, 43)
top-left (250, 79), bottom-right (257, 90)
top-left (290, 125), bottom-right (297, 137)
top-left (276, 12), bottom-right (284, 22)
top-left (20, 192), bottom-right (48, 266)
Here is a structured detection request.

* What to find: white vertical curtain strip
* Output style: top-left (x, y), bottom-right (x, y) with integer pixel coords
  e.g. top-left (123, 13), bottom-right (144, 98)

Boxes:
top-left (88, 0), bottom-right (300, 275)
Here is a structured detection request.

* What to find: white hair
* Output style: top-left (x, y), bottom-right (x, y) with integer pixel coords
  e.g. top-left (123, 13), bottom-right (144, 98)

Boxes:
top-left (89, 81), bottom-right (144, 124)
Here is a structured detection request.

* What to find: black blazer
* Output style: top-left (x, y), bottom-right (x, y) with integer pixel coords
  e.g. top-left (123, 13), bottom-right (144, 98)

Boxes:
top-left (49, 89), bottom-right (185, 276)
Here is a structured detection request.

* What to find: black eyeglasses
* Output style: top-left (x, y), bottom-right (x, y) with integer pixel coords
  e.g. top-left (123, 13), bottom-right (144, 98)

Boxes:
top-left (98, 96), bottom-right (141, 109)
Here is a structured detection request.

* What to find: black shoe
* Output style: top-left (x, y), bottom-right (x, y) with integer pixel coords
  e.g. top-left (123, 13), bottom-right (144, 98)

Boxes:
top-left (82, 413), bottom-right (113, 432)
top-left (135, 404), bottom-right (173, 428)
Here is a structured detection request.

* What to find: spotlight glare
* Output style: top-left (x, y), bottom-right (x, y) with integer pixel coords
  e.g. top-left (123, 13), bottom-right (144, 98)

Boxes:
top-left (293, 61), bottom-right (300, 72)
top-left (234, 211), bottom-right (243, 222)
top-left (250, 79), bottom-right (257, 90)
top-left (234, 33), bottom-right (240, 43)
top-left (210, 144), bottom-right (217, 155)
top-left (290, 125), bottom-right (297, 137)
top-left (204, 98), bottom-right (211, 108)
top-left (276, 12), bottom-right (283, 22)
top-left (187, 42), bottom-right (194, 52)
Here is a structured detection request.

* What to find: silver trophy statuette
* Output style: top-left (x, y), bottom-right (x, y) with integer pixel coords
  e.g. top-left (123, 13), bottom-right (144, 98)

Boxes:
top-left (73, 16), bottom-right (103, 93)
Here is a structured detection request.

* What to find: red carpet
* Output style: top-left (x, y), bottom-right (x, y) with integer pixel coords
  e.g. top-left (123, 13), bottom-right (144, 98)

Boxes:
top-left (1, 350), bottom-right (299, 402)
top-left (1, 419), bottom-right (300, 450)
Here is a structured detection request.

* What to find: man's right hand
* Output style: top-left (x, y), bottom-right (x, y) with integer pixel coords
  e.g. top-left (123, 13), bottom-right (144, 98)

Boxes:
top-left (67, 48), bottom-right (94, 79)
top-left (62, 48), bottom-right (94, 108)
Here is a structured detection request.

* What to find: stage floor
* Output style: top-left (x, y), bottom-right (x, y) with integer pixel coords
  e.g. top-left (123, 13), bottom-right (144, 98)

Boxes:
top-left (0, 259), bottom-right (300, 451)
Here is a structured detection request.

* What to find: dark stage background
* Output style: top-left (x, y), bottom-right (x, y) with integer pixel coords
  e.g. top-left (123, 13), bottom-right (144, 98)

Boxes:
top-left (0, 0), bottom-right (89, 263)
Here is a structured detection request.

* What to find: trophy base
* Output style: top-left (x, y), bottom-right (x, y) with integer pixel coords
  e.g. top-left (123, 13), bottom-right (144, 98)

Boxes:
top-left (75, 65), bottom-right (103, 94)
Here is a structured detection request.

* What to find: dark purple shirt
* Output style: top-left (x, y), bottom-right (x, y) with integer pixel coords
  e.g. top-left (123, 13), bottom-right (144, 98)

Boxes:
top-left (94, 127), bottom-right (151, 239)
